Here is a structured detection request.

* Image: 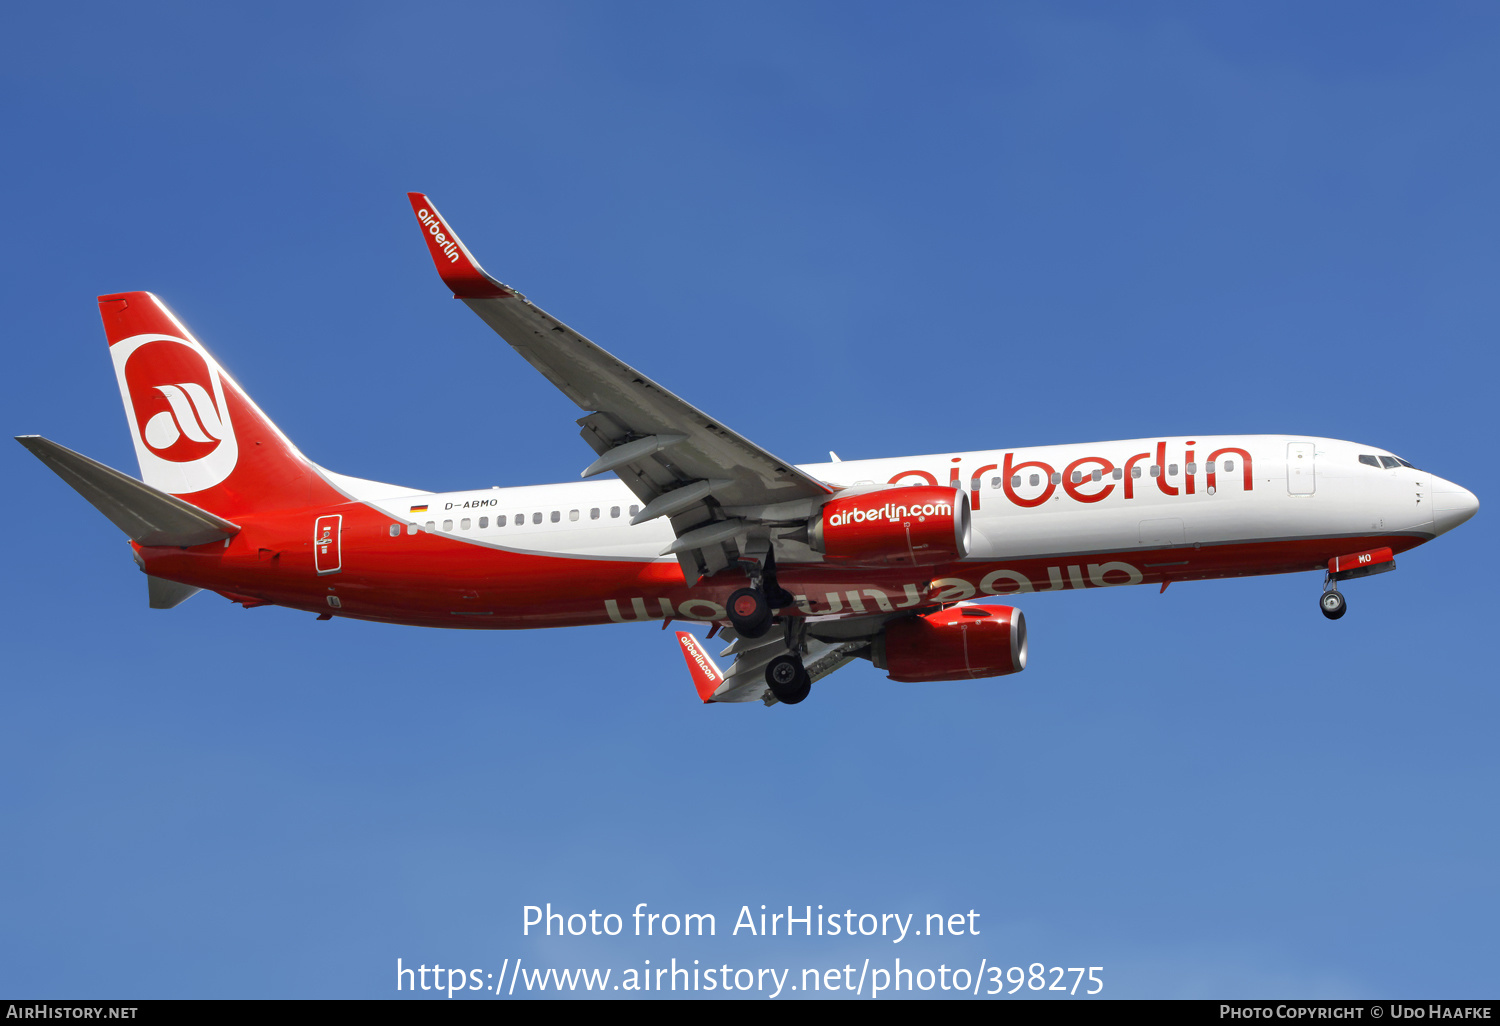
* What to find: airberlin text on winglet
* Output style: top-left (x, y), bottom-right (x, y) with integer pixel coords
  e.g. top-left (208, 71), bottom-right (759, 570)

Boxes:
top-left (414, 206), bottom-right (464, 264)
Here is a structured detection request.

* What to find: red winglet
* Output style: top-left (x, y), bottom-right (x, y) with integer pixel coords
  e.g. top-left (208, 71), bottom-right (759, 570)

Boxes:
top-left (406, 193), bottom-right (512, 299)
top-left (676, 631), bottom-right (725, 704)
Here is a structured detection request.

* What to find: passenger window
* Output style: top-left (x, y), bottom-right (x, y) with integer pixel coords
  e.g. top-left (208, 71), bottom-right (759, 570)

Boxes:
top-left (630, 505), bottom-right (640, 516)
top-left (1112, 468), bottom-right (1122, 480)
top-left (991, 477), bottom-right (1002, 489)
top-left (388, 524), bottom-right (400, 537)
top-left (496, 515), bottom-right (506, 527)
top-left (479, 517), bottom-right (488, 528)
top-left (1380, 456), bottom-right (1400, 469)
top-left (569, 510), bottom-right (579, 522)
top-left (611, 506), bottom-right (620, 518)
top-left (443, 519), bottom-right (453, 531)
top-left (1186, 462), bottom-right (1197, 474)
top-left (1168, 464), bottom-right (1178, 476)
top-left (1223, 460), bottom-right (1235, 472)
top-left (425, 521), bottom-right (435, 532)
top-left (1050, 473), bottom-right (1061, 485)
top-left (590, 508), bottom-right (600, 520)
top-left (1029, 474), bottom-right (1039, 487)
top-left (532, 512), bottom-right (542, 525)
top-left (407, 523), bottom-right (418, 535)
top-left (1011, 475), bottom-right (1021, 488)
top-left (1070, 471), bottom-right (1082, 484)
top-left (1359, 454), bottom-right (1380, 468)
top-left (461, 518), bottom-right (471, 530)
top-left (1091, 469), bottom-right (1102, 482)
top-left (1205, 461), bottom-right (1215, 474)
top-left (1131, 467), bottom-right (1142, 479)
top-left (550, 510), bottom-right (560, 523)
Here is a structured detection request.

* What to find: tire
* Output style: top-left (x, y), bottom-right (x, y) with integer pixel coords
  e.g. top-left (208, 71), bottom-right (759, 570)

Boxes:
top-left (1320, 590), bottom-right (1347, 620)
top-left (765, 653), bottom-right (812, 705)
top-left (727, 587), bottom-right (772, 638)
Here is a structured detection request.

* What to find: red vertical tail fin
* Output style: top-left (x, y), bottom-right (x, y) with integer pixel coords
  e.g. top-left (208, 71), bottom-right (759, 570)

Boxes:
top-left (101, 291), bottom-right (343, 518)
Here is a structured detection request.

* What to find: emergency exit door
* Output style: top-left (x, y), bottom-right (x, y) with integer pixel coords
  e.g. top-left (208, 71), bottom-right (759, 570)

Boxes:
top-left (1287, 443), bottom-right (1316, 495)
top-left (314, 514), bottom-right (342, 575)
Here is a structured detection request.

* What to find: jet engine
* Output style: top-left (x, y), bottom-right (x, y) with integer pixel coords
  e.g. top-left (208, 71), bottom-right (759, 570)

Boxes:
top-left (872, 604), bottom-right (1027, 682)
top-left (808, 485), bottom-right (971, 568)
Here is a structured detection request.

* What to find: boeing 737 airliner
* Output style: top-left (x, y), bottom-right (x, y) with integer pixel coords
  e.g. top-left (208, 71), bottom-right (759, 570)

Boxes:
top-left (17, 194), bottom-right (1480, 706)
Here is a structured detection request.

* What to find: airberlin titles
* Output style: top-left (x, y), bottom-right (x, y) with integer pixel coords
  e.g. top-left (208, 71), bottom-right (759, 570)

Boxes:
top-left (887, 441), bottom-right (1255, 510)
top-left (816, 485), bottom-right (965, 568)
top-left (825, 496), bottom-right (956, 528)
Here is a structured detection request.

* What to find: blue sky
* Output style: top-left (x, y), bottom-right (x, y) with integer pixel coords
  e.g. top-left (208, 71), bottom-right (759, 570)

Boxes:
top-left (2, 1), bottom-right (1496, 999)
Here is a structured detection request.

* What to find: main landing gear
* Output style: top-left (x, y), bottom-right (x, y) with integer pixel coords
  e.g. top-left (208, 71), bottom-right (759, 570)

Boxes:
top-left (724, 548), bottom-right (811, 704)
top-left (727, 587), bottom-right (772, 638)
top-left (726, 548), bottom-right (795, 639)
top-left (1319, 576), bottom-right (1347, 620)
top-left (765, 652), bottom-right (812, 705)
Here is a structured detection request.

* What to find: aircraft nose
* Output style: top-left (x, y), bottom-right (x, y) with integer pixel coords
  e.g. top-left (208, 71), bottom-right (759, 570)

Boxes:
top-left (1432, 479), bottom-right (1479, 535)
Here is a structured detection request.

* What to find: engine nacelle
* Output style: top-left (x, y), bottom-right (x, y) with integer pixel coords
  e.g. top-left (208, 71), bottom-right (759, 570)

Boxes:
top-left (873, 604), bottom-right (1027, 683)
top-left (809, 485), bottom-right (971, 568)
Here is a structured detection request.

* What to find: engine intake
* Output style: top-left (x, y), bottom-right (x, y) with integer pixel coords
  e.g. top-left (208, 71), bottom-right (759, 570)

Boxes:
top-left (874, 604), bottom-right (1027, 682)
top-left (809, 485), bottom-right (971, 568)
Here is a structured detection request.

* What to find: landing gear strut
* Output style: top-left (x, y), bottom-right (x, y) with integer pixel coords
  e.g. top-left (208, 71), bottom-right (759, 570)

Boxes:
top-left (765, 653), bottom-right (812, 704)
top-left (1319, 575), bottom-right (1347, 620)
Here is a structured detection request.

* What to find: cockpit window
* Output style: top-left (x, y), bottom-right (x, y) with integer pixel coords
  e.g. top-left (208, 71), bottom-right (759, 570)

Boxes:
top-left (1379, 456), bottom-right (1401, 469)
top-left (1395, 457), bottom-right (1417, 469)
top-left (1359, 455), bottom-right (1380, 468)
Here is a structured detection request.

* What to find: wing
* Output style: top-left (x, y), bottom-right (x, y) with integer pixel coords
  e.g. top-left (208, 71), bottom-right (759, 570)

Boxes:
top-left (407, 193), bottom-right (832, 584)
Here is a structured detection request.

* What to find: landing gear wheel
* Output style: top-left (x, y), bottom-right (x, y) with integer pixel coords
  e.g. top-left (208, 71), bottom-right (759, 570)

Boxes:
top-left (765, 653), bottom-right (812, 705)
top-left (727, 588), bottom-right (773, 638)
top-left (1320, 590), bottom-right (1347, 620)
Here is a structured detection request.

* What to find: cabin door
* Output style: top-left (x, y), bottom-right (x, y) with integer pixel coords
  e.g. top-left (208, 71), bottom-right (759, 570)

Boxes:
top-left (1287, 443), bottom-right (1316, 495)
top-left (314, 514), bottom-right (343, 575)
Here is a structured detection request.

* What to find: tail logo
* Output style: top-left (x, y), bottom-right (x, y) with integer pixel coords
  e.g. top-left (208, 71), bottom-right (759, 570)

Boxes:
top-left (111, 333), bottom-right (240, 495)
top-left (142, 383), bottom-right (226, 451)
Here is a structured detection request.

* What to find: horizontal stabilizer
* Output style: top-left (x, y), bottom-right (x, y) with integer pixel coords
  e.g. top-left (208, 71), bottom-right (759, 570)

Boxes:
top-left (148, 576), bottom-right (202, 609)
top-left (16, 435), bottom-right (241, 547)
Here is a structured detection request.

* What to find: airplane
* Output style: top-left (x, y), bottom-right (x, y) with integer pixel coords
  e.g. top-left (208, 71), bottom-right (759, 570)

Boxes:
top-left (17, 193), bottom-right (1481, 707)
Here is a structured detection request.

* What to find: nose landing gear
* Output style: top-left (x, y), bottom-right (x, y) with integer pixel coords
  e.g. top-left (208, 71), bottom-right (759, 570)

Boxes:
top-left (1319, 583), bottom-right (1347, 620)
top-left (1317, 548), bottom-right (1398, 620)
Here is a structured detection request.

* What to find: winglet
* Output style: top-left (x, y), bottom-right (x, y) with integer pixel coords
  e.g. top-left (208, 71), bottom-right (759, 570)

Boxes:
top-left (676, 631), bottom-right (725, 703)
top-left (406, 193), bottom-right (513, 299)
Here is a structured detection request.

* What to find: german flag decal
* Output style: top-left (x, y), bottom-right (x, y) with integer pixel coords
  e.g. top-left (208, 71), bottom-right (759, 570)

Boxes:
top-left (409, 504), bottom-right (429, 513)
